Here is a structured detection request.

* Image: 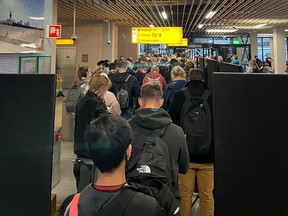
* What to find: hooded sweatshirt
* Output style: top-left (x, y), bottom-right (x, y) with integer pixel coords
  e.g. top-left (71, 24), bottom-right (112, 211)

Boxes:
top-left (76, 184), bottom-right (161, 216)
top-left (129, 108), bottom-right (189, 202)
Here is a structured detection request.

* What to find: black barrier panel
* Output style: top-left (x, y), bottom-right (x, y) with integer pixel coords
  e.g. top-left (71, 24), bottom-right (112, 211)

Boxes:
top-left (219, 62), bottom-right (243, 73)
top-left (0, 74), bottom-right (56, 216)
top-left (206, 59), bottom-right (220, 92)
top-left (213, 73), bottom-right (288, 216)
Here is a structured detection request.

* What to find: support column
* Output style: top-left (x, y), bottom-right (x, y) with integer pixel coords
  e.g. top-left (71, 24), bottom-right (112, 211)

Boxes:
top-left (273, 27), bottom-right (286, 73)
top-left (250, 32), bottom-right (258, 60)
top-left (270, 37), bottom-right (274, 69)
top-left (44, 0), bottom-right (57, 74)
top-left (103, 21), bottom-right (116, 61)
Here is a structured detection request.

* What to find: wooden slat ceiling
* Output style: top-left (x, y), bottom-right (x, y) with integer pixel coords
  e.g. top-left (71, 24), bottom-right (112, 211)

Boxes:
top-left (57, 0), bottom-right (288, 37)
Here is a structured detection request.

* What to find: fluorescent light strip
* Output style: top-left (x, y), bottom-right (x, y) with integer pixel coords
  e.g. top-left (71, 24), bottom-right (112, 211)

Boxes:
top-left (198, 24), bottom-right (204, 29)
top-left (161, 11), bottom-right (168, 19)
top-left (255, 24), bottom-right (267, 28)
top-left (205, 11), bottom-right (216, 19)
top-left (149, 24), bottom-right (155, 28)
top-left (206, 29), bottom-right (238, 33)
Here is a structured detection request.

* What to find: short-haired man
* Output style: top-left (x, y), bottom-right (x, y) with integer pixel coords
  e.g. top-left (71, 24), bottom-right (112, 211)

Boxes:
top-left (67, 114), bottom-right (161, 216)
top-left (168, 68), bottom-right (214, 216)
top-left (128, 82), bottom-right (189, 209)
top-left (110, 60), bottom-right (140, 120)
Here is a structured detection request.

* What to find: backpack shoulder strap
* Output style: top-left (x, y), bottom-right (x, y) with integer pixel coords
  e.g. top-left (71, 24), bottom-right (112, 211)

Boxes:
top-left (69, 193), bottom-right (80, 216)
top-left (96, 187), bottom-right (136, 216)
top-left (181, 87), bottom-right (192, 100)
top-left (125, 74), bottom-right (131, 82)
top-left (200, 89), bottom-right (211, 101)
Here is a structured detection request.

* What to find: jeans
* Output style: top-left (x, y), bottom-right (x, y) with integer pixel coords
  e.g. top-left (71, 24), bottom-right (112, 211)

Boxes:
top-left (179, 163), bottom-right (214, 216)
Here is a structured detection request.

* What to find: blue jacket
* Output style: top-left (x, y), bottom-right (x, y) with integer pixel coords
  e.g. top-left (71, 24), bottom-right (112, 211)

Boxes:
top-left (162, 79), bottom-right (187, 111)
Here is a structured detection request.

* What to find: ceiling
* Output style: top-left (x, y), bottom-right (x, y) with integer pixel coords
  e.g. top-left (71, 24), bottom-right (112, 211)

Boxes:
top-left (57, 0), bottom-right (288, 38)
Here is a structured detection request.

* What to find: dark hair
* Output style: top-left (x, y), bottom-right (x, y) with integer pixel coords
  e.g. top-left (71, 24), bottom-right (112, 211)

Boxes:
top-left (78, 66), bottom-right (89, 78)
top-left (97, 60), bottom-right (105, 66)
top-left (189, 68), bottom-right (204, 81)
top-left (140, 82), bottom-right (163, 100)
top-left (116, 60), bottom-right (128, 69)
top-left (84, 114), bottom-right (132, 173)
top-left (109, 63), bottom-right (117, 70)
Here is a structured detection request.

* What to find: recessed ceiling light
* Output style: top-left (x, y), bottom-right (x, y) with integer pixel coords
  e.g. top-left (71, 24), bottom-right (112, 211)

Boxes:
top-left (206, 29), bottom-right (238, 33)
top-left (285, 29), bottom-right (288, 32)
top-left (149, 24), bottom-right (155, 28)
top-left (198, 24), bottom-right (204, 29)
top-left (205, 11), bottom-right (216, 19)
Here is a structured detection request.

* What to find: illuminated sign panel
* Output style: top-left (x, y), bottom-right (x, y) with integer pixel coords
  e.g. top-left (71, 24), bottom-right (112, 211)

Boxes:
top-left (56, 39), bottom-right (75, 45)
top-left (131, 27), bottom-right (183, 44)
top-left (168, 38), bottom-right (188, 47)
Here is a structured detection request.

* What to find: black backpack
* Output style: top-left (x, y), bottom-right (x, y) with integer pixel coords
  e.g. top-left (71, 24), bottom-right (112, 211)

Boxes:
top-left (127, 121), bottom-right (179, 216)
top-left (115, 75), bottom-right (131, 109)
top-left (65, 82), bottom-right (86, 113)
top-left (180, 88), bottom-right (212, 155)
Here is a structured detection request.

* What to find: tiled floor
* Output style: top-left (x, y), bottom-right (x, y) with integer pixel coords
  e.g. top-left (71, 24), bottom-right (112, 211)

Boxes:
top-left (52, 92), bottom-right (76, 211)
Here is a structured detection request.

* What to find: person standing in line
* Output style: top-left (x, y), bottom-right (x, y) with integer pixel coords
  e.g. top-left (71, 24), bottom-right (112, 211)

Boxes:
top-left (168, 68), bottom-right (214, 216)
top-left (74, 75), bottom-right (109, 192)
top-left (162, 66), bottom-right (187, 111)
top-left (110, 60), bottom-right (140, 120)
top-left (67, 114), bottom-right (162, 216)
top-left (128, 82), bottom-right (189, 209)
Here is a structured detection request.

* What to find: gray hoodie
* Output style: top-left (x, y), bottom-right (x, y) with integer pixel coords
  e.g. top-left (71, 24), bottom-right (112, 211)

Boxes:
top-left (129, 108), bottom-right (189, 202)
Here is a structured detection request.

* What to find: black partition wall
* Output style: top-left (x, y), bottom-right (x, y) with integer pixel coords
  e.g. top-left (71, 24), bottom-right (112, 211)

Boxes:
top-left (213, 73), bottom-right (288, 216)
top-left (0, 74), bottom-right (56, 216)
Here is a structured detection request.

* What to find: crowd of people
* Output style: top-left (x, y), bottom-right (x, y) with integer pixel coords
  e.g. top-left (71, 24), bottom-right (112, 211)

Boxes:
top-left (63, 53), bottom-right (216, 216)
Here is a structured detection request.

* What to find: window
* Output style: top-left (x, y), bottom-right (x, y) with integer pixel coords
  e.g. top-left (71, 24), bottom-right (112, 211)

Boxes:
top-left (257, 37), bottom-right (271, 61)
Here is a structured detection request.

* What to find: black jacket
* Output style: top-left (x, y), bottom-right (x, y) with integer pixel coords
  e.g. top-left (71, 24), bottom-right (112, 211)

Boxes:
top-left (110, 72), bottom-right (140, 108)
top-left (129, 108), bottom-right (189, 202)
top-left (74, 91), bottom-right (107, 158)
top-left (76, 185), bottom-right (161, 216)
top-left (168, 80), bottom-right (214, 164)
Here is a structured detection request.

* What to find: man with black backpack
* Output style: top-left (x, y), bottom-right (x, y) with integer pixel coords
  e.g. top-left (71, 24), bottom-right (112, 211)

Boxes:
top-left (110, 60), bottom-right (140, 120)
top-left (168, 68), bottom-right (214, 216)
top-left (127, 82), bottom-right (189, 216)
top-left (65, 114), bottom-right (161, 216)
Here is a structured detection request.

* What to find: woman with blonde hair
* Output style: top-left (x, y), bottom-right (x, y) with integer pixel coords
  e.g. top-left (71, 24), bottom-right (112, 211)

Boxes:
top-left (162, 66), bottom-right (187, 111)
top-left (74, 74), bottom-right (109, 192)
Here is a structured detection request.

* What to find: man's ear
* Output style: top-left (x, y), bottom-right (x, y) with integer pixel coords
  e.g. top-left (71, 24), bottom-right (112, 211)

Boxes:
top-left (138, 97), bottom-right (143, 108)
top-left (126, 144), bottom-right (132, 161)
top-left (159, 98), bottom-right (164, 107)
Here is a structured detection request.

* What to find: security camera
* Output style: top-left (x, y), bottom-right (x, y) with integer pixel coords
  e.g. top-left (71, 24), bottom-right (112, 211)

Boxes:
top-left (107, 40), bottom-right (111, 44)
top-left (71, 34), bottom-right (77, 41)
top-left (104, 19), bottom-right (108, 23)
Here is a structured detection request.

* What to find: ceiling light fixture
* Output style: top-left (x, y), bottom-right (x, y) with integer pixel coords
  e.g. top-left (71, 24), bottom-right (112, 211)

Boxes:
top-left (198, 24), bottom-right (204, 29)
top-left (255, 24), bottom-right (267, 28)
top-left (205, 11), bottom-right (216, 19)
top-left (206, 29), bottom-right (238, 33)
top-left (29, 17), bottom-right (44, 20)
top-left (161, 10), bottom-right (168, 19)
top-left (285, 29), bottom-right (288, 32)
top-left (149, 24), bottom-right (155, 28)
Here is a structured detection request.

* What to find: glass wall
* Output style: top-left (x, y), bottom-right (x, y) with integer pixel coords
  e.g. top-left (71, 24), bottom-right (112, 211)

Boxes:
top-left (257, 37), bottom-right (271, 61)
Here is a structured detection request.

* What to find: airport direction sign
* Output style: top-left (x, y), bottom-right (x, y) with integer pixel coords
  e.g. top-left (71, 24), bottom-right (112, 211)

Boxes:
top-left (168, 38), bottom-right (188, 47)
top-left (131, 27), bottom-right (183, 44)
top-left (46, 25), bottom-right (61, 38)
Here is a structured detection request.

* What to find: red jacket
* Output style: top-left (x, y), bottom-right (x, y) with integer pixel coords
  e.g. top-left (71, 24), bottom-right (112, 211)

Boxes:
top-left (142, 72), bottom-right (167, 90)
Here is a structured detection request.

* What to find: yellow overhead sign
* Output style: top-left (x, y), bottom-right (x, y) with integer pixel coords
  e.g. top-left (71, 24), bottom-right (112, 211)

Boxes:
top-left (131, 27), bottom-right (183, 44)
top-left (168, 38), bottom-right (188, 47)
